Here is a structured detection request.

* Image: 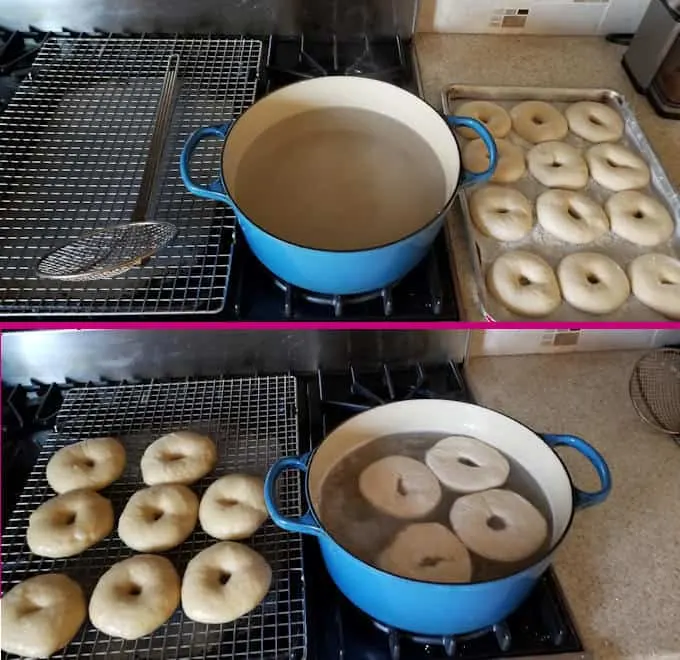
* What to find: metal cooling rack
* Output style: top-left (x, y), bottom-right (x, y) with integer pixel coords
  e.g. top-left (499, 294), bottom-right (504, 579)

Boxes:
top-left (0, 36), bottom-right (262, 315)
top-left (1, 377), bottom-right (307, 659)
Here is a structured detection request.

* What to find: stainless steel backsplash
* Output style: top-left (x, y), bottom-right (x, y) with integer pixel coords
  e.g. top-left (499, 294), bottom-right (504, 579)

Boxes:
top-left (0, 0), bottom-right (418, 36)
top-left (1, 329), bottom-right (469, 385)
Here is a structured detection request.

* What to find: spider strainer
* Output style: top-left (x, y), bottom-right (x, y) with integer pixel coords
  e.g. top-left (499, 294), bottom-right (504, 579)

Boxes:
top-left (629, 348), bottom-right (680, 439)
top-left (35, 221), bottom-right (178, 280)
top-left (36, 54), bottom-right (179, 281)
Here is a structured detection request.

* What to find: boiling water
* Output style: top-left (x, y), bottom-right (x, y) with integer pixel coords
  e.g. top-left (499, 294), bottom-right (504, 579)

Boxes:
top-left (318, 432), bottom-right (553, 582)
top-left (232, 108), bottom-right (448, 251)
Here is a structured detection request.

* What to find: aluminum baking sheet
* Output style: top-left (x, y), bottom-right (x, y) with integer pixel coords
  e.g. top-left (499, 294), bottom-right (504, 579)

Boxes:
top-left (1, 377), bottom-right (307, 660)
top-left (442, 84), bottom-right (680, 322)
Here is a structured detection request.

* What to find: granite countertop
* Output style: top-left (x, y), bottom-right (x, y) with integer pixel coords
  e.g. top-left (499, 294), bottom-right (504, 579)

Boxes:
top-left (466, 349), bottom-right (680, 659)
top-left (413, 34), bottom-right (680, 321)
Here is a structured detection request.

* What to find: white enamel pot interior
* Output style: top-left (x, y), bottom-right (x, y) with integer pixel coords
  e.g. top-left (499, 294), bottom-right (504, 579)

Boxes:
top-left (220, 76), bottom-right (462, 249)
top-left (307, 399), bottom-right (576, 552)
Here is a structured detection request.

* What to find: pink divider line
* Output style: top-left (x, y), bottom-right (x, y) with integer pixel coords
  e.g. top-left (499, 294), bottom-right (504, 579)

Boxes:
top-left (0, 321), bottom-right (678, 330)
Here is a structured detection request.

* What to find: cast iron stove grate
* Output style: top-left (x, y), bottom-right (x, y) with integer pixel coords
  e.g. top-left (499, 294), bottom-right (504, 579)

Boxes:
top-left (228, 224), bottom-right (458, 320)
top-left (264, 34), bottom-right (417, 93)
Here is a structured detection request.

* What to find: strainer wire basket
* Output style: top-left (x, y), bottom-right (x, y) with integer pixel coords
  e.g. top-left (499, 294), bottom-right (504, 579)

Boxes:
top-left (629, 348), bottom-right (680, 439)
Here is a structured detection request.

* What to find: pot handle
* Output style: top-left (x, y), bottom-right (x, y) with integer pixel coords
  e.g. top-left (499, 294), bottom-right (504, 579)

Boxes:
top-left (542, 434), bottom-right (612, 510)
top-left (446, 116), bottom-right (498, 187)
top-left (179, 122), bottom-right (235, 205)
top-left (264, 452), bottom-right (324, 537)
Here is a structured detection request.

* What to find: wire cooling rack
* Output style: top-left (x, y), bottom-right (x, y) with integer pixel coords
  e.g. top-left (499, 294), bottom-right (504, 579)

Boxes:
top-left (0, 36), bottom-right (262, 315)
top-left (1, 377), bottom-right (307, 659)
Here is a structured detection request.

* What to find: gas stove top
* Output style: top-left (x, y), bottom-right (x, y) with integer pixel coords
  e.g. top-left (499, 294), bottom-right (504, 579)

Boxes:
top-left (2, 363), bottom-right (586, 659)
top-left (0, 29), bottom-right (460, 321)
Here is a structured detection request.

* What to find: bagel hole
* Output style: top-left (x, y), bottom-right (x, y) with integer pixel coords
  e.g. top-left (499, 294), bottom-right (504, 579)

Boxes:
top-left (419, 556), bottom-right (444, 568)
top-left (163, 452), bottom-right (185, 462)
top-left (495, 207), bottom-right (510, 215)
top-left (551, 160), bottom-right (563, 168)
top-left (219, 572), bottom-right (231, 586)
top-left (606, 158), bottom-right (619, 168)
top-left (217, 498), bottom-right (238, 508)
top-left (457, 457), bottom-right (480, 468)
top-left (586, 273), bottom-right (600, 285)
top-left (150, 509), bottom-right (164, 521)
top-left (518, 275), bottom-right (531, 287)
top-left (633, 211), bottom-right (644, 219)
top-left (19, 603), bottom-right (42, 616)
top-left (64, 512), bottom-right (77, 525)
top-left (128, 584), bottom-right (142, 596)
top-left (660, 277), bottom-right (673, 285)
top-left (395, 477), bottom-right (408, 497)
top-left (82, 459), bottom-right (95, 468)
top-left (567, 206), bottom-right (582, 220)
top-left (487, 515), bottom-right (507, 531)
top-left (532, 116), bottom-right (544, 125)
top-left (589, 115), bottom-right (603, 126)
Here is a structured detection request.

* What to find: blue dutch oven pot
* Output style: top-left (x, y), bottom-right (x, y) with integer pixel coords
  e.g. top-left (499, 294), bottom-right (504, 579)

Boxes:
top-left (264, 399), bottom-right (611, 635)
top-left (180, 77), bottom-right (497, 295)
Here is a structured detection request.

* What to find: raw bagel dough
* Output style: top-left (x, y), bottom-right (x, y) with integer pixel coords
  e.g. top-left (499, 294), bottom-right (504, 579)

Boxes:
top-left (606, 191), bottom-right (674, 246)
top-left (89, 554), bottom-right (180, 640)
top-left (629, 253), bottom-right (680, 319)
top-left (586, 143), bottom-right (650, 191)
top-left (358, 455), bottom-right (441, 519)
top-left (527, 142), bottom-right (588, 189)
top-left (377, 523), bottom-right (472, 583)
top-left (450, 488), bottom-right (548, 563)
top-left (470, 185), bottom-right (533, 241)
top-left (0, 573), bottom-right (86, 658)
top-left (425, 435), bottom-right (510, 493)
top-left (487, 251), bottom-right (561, 317)
top-left (463, 138), bottom-right (525, 183)
top-left (46, 437), bottom-right (126, 494)
top-left (510, 101), bottom-right (568, 143)
top-left (141, 431), bottom-right (217, 486)
top-left (536, 190), bottom-right (609, 244)
top-left (199, 474), bottom-right (268, 540)
top-left (118, 483), bottom-right (199, 552)
top-left (456, 101), bottom-right (512, 139)
top-left (181, 541), bottom-right (272, 624)
top-left (557, 252), bottom-right (630, 315)
top-left (565, 101), bottom-right (624, 143)
top-left (27, 489), bottom-right (114, 558)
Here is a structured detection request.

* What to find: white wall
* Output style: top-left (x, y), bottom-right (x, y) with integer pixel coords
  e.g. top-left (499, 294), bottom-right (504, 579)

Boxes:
top-left (469, 329), bottom-right (680, 356)
top-left (417, 0), bottom-right (651, 36)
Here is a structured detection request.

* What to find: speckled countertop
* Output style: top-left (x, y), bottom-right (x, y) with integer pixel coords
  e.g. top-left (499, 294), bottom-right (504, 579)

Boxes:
top-left (467, 349), bottom-right (680, 659)
top-left (413, 34), bottom-right (680, 321)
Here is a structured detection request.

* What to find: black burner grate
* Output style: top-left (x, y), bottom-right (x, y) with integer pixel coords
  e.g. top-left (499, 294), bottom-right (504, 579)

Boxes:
top-left (228, 227), bottom-right (458, 320)
top-left (265, 34), bottom-right (415, 92)
top-left (373, 618), bottom-right (512, 659)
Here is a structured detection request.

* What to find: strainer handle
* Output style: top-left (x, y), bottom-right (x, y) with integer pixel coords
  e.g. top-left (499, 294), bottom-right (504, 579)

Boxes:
top-left (179, 123), bottom-right (235, 205)
top-left (542, 433), bottom-right (612, 510)
top-left (264, 452), bottom-right (323, 538)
